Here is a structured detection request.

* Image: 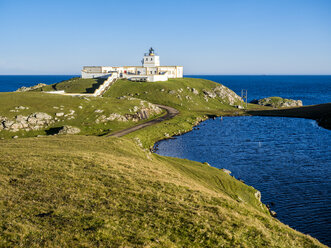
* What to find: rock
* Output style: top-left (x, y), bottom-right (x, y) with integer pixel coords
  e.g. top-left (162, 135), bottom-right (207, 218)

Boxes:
top-left (96, 102), bottom-right (162, 123)
top-left (203, 90), bottom-right (217, 98)
top-left (134, 137), bottom-right (143, 148)
top-left (168, 90), bottom-right (176, 94)
top-left (221, 168), bottom-right (232, 175)
top-left (15, 106), bottom-right (29, 110)
top-left (16, 83), bottom-right (47, 92)
top-left (254, 191), bottom-right (261, 201)
top-left (10, 123), bottom-right (22, 132)
top-left (27, 116), bottom-right (38, 125)
top-left (58, 125), bottom-right (81, 135)
top-left (213, 85), bottom-right (243, 105)
top-left (34, 112), bottom-right (52, 120)
top-left (1, 112), bottom-right (53, 132)
top-left (16, 115), bottom-right (28, 123)
top-left (56, 112), bottom-right (65, 117)
top-left (78, 106), bottom-right (83, 109)
top-left (192, 88), bottom-right (199, 95)
top-left (250, 97), bottom-right (303, 108)
top-left (13, 136), bottom-right (18, 139)
top-left (3, 120), bottom-right (14, 128)
top-left (270, 210), bottom-right (277, 217)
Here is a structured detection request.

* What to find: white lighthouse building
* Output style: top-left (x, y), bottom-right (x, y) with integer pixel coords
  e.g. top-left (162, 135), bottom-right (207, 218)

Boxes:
top-left (81, 48), bottom-right (183, 82)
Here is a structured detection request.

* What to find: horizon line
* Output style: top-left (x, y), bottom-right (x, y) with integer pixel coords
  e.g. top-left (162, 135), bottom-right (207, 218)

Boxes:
top-left (0, 74), bottom-right (331, 76)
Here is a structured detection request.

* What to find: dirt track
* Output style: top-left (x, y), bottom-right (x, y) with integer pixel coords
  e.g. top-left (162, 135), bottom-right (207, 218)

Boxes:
top-left (106, 105), bottom-right (179, 137)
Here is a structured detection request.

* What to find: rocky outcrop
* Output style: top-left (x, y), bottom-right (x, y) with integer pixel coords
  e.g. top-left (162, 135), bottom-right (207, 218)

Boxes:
top-left (57, 125), bottom-right (80, 135)
top-left (250, 97), bottom-right (303, 108)
top-left (221, 168), bottom-right (232, 175)
top-left (16, 83), bottom-right (47, 92)
top-left (95, 101), bottom-right (162, 123)
top-left (0, 112), bottom-right (53, 132)
top-left (202, 85), bottom-right (243, 105)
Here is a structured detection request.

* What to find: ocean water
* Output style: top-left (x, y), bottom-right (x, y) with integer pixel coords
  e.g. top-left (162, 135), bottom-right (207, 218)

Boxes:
top-left (189, 75), bottom-right (331, 106)
top-left (0, 75), bottom-right (78, 92)
top-left (1, 75), bottom-right (331, 245)
top-left (156, 75), bottom-right (331, 246)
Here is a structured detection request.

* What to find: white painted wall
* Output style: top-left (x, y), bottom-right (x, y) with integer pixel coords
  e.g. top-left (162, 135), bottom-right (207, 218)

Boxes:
top-left (82, 52), bottom-right (183, 80)
top-left (143, 55), bottom-right (160, 67)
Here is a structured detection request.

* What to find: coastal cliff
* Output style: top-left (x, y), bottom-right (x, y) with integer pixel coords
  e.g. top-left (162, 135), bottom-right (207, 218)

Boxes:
top-left (0, 78), bottom-right (327, 247)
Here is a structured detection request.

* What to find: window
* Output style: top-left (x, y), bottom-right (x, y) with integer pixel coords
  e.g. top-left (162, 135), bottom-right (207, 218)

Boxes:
top-left (146, 58), bottom-right (148, 61)
top-left (151, 58), bottom-right (153, 61)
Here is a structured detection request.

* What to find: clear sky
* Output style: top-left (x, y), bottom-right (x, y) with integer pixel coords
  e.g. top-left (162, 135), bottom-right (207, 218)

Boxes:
top-left (0, 0), bottom-right (330, 75)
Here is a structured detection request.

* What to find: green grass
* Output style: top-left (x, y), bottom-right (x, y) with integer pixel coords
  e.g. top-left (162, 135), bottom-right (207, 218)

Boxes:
top-left (104, 78), bottom-right (242, 112)
top-left (34, 77), bottom-right (105, 93)
top-left (0, 135), bottom-right (325, 247)
top-left (0, 92), bottom-right (165, 139)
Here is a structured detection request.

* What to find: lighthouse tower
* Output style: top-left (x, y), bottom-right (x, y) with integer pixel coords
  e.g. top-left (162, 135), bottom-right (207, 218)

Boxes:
top-left (143, 47), bottom-right (160, 67)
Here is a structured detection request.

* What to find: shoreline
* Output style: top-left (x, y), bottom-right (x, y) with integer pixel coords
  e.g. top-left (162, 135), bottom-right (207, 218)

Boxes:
top-left (149, 106), bottom-right (330, 245)
top-left (247, 103), bottom-right (331, 130)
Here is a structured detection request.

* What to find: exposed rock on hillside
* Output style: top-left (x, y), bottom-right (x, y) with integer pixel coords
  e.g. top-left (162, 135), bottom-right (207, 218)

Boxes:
top-left (0, 112), bottom-right (53, 132)
top-left (203, 85), bottom-right (243, 105)
top-left (250, 97), bottom-right (303, 108)
top-left (95, 101), bottom-right (162, 123)
top-left (16, 83), bottom-right (47, 92)
top-left (57, 125), bottom-right (81, 135)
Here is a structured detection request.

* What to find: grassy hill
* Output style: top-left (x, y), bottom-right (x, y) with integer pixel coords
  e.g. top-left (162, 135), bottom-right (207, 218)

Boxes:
top-left (0, 77), bottom-right (326, 247)
top-left (0, 135), bottom-right (325, 247)
top-left (0, 92), bottom-right (165, 139)
top-left (34, 77), bottom-right (106, 93)
top-left (104, 78), bottom-right (243, 112)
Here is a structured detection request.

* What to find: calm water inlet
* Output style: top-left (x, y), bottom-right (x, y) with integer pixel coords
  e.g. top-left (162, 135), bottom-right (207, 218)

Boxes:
top-left (156, 116), bottom-right (331, 245)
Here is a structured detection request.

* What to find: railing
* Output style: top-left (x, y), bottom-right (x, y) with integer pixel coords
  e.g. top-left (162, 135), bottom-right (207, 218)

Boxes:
top-left (93, 72), bottom-right (118, 96)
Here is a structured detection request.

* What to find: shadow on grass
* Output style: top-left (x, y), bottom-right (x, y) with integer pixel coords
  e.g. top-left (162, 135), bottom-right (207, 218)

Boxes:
top-left (86, 78), bottom-right (106, 93)
top-left (46, 127), bottom-right (63, 135)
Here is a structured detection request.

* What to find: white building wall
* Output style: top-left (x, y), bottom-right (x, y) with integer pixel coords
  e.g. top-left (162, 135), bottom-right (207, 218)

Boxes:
top-left (82, 51), bottom-right (183, 80)
top-left (143, 55), bottom-right (160, 67)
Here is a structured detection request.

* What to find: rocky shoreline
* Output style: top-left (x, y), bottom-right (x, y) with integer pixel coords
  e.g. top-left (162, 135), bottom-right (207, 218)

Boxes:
top-left (250, 96), bottom-right (303, 108)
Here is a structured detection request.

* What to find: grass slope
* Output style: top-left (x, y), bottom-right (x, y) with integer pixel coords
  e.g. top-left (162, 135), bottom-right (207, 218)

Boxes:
top-left (34, 77), bottom-right (106, 93)
top-left (0, 136), bottom-right (325, 247)
top-left (0, 92), bottom-right (164, 139)
top-left (104, 78), bottom-right (241, 112)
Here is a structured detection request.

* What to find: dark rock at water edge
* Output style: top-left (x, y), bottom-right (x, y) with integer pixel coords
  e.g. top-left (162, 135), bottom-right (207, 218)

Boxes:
top-left (250, 97), bottom-right (303, 108)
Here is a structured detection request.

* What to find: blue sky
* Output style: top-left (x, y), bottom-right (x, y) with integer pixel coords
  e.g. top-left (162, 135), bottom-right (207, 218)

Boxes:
top-left (0, 0), bottom-right (330, 75)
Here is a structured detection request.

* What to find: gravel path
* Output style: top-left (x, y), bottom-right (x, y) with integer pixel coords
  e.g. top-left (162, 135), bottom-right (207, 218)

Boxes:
top-left (106, 105), bottom-right (179, 137)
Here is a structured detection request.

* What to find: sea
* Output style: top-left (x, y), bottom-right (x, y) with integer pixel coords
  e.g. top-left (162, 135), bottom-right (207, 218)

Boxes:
top-left (1, 75), bottom-right (331, 245)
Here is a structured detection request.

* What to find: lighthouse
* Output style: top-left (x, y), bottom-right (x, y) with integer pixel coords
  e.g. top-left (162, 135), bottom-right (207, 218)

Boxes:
top-left (143, 47), bottom-right (160, 68)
